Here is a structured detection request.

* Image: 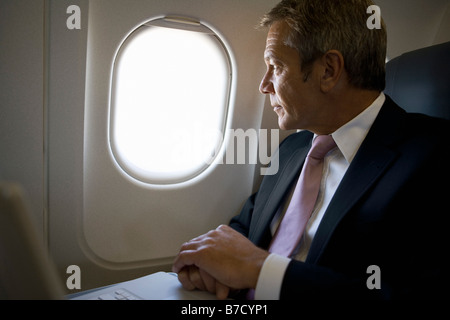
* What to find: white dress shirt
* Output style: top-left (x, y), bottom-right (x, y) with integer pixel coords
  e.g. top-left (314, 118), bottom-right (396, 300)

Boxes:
top-left (254, 93), bottom-right (386, 300)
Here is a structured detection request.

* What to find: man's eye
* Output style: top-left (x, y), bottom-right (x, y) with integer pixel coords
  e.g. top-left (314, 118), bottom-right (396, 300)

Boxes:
top-left (273, 64), bottom-right (283, 74)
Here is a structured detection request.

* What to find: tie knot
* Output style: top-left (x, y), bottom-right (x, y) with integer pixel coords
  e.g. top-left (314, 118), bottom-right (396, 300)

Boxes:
top-left (308, 135), bottom-right (337, 160)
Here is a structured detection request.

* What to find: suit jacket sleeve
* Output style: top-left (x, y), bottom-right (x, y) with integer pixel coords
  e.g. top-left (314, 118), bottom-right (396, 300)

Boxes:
top-left (229, 193), bottom-right (256, 238)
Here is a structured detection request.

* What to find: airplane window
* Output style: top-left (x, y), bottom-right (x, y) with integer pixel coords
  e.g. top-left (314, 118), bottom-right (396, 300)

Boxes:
top-left (110, 17), bottom-right (232, 185)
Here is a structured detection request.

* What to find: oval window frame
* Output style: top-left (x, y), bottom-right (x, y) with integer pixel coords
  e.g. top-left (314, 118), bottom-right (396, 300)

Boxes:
top-left (109, 16), bottom-right (233, 185)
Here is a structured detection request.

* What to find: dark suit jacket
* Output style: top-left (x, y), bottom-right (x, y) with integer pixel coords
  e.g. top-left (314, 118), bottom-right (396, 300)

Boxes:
top-left (230, 96), bottom-right (450, 299)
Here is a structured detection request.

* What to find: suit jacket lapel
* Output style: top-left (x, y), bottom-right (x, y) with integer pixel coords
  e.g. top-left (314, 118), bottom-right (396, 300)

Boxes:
top-left (306, 97), bottom-right (405, 264)
top-left (249, 131), bottom-right (313, 247)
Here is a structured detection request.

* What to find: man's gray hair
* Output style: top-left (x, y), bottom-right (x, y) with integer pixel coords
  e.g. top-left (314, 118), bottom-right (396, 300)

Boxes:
top-left (260, 0), bottom-right (387, 91)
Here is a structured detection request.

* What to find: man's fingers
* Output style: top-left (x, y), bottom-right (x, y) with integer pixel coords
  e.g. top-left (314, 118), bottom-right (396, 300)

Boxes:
top-left (199, 268), bottom-right (216, 294)
top-left (187, 265), bottom-right (206, 291)
top-left (177, 265), bottom-right (231, 300)
top-left (172, 248), bottom-right (197, 273)
top-left (173, 225), bottom-right (268, 291)
top-left (177, 267), bottom-right (196, 291)
top-left (215, 281), bottom-right (230, 300)
top-left (173, 228), bottom-right (222, 273)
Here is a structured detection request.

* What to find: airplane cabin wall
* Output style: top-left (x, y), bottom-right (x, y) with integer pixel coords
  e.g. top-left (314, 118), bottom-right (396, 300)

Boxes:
top-left (433, 2), bottom-right (450, 45)
top-left (0, 0), bottom-right (45, 241)
top-left (1, 0), bottom-right (449, 294)
top-left (47, 0), bottom-right (280, 291)
top-left (375, 0), bottom-right (450, 60)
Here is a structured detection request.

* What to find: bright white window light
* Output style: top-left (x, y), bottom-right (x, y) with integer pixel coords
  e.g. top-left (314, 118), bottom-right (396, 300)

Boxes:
top-left (110, 18), bottom-right (232, 184)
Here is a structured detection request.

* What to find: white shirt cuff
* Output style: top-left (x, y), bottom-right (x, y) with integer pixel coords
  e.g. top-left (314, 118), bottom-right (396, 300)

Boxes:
top-left (254, 253), bottom-right (291, 300)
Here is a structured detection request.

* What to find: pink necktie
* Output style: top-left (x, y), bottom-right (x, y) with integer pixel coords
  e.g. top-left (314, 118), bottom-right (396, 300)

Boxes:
top-left (269, 135), bottom-right (337, 258)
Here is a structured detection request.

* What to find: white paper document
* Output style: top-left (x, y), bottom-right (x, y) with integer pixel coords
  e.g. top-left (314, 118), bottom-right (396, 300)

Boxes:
top-left (70, 272), bottom-right (220, 300)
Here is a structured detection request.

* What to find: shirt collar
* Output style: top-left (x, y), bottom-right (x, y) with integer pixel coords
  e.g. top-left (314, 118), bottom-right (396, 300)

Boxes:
top-left (328, 92), bottom-right (385, 164)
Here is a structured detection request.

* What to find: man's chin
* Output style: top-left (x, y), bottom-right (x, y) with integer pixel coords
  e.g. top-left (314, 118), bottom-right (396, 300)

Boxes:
top-left (277, 115), bottom-right (293, 131)
top-left (277, 120), bottom-right (291, 131)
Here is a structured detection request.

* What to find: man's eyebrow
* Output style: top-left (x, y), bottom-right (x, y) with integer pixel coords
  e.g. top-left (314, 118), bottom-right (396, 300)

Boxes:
top-left (264, 48), bottom-right (277, 60)
top-left (263, 52), bottom-right (272, 62)
top-left (264, 50), bottom-right (283, 64)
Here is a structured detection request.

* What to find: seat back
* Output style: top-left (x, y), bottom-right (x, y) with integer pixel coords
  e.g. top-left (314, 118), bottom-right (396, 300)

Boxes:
top-left (385, 41), bottom-right (450, 120)
top-left (0, 182), bottom-right (64, 299)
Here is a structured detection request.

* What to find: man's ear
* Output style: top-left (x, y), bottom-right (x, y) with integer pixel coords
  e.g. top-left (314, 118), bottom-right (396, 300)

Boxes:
top-left (320, 50), bottom-right (345, 93)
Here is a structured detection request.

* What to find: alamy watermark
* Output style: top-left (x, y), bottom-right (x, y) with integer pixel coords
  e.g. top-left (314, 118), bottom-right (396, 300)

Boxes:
top-left (66, 5), bottom-right (382, 31)
top-left (65, 264), bottom-right (381, 291)
top-left (366, 265), bottom-right (381, 290)
top-left (168, 128), bottom-right (280, 176)
top-left (66, 265), bottom-right (81, 290)
top-left (66, 5), bottom-right (81, 30)
top-left (64, 3), bottom-right (382, 178)
top-left (366, 5), bottom-right (382, 30)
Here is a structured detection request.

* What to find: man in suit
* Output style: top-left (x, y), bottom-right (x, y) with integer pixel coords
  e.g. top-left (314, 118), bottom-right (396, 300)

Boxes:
top-left (172, 0), bottom-right (450, 299)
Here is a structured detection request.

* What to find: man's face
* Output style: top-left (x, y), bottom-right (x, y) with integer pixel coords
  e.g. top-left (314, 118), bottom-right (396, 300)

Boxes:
top-left (260, 20), bottom-right (321, 131)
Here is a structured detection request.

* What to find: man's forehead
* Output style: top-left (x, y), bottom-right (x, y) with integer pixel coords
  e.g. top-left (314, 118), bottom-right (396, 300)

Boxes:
top-left (264, 21), bottom-right (295, 59)
top-left (265, 21), bottom-right (292, 51)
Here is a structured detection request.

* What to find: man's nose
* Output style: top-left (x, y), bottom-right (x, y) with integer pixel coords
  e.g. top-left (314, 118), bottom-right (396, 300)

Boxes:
top-left (259, 72), bottom-right (274, 95)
